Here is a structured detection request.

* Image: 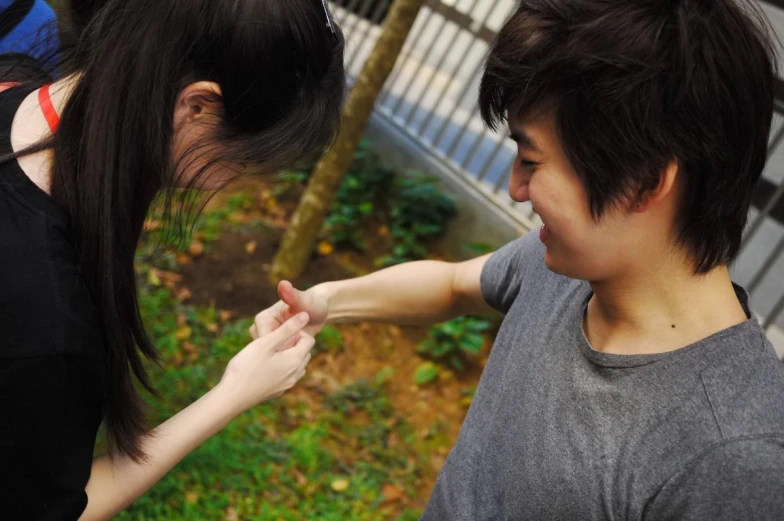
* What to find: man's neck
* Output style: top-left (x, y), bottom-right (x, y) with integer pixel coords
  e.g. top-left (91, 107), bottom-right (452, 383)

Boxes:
top-left (584, 261), bottom-right (749, 356)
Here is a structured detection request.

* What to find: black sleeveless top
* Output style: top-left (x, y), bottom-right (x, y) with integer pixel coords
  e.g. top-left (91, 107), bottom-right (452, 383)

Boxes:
top-left (0, 85), bottom-right (105, 520)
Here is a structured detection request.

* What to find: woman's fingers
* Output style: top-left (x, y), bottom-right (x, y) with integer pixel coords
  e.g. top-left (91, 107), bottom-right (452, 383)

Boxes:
top-left (268, 312), bottom-right (310, 348)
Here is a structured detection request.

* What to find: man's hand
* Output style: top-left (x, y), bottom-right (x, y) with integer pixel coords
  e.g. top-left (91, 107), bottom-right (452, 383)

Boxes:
top-left (251, 281), bottom-right (329, 339)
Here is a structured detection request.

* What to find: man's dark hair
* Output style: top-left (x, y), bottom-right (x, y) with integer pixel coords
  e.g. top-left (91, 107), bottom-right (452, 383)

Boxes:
top-left (480, 0), bottom-right (777, 273)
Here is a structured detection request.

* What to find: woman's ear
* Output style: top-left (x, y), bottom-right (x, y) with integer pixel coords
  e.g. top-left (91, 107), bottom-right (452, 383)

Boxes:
top-left (173, 81), bottom-right (223, 133)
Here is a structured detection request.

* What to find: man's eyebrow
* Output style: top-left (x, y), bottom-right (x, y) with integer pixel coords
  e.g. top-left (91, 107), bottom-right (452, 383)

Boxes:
top-left (508, 129), bottom-right (541, 152)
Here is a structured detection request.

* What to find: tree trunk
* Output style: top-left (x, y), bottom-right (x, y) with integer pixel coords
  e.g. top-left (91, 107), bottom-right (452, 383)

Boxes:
top-left (269, 0), bottom-right (428, 283)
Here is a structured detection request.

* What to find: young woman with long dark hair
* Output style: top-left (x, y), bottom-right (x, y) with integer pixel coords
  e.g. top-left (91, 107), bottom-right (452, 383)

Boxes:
top-left (0, 1), bottom-right (345, 519)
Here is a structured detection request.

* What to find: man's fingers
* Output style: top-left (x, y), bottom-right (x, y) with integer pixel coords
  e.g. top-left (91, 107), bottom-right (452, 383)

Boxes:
top-left (278, 280), bottom-right (305, 312)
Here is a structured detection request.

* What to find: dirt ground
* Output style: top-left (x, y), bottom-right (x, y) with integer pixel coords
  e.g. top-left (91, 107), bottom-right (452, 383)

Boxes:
top-left (174, 178), bottom-right (490, 511)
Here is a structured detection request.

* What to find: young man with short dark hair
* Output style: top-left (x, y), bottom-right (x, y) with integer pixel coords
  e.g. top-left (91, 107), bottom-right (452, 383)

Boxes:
top-left (257, 0), bottom-right (784, 518)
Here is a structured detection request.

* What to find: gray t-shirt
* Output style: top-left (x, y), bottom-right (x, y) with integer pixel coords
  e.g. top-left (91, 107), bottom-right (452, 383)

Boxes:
top-left (421, 231), bottom-right (784, 521)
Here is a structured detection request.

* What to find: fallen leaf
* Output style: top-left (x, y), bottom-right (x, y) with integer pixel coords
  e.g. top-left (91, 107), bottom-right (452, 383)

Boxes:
top-left (147, 269), bottom-right (161, 287)
top-left (175, 253), bottom-right (193, 265)
top-left (225, 507), bottom-right (239, 521)
top-left (227, 211), bottom-right (248, 224)
top-left (318, 241), bottom-right (334, 256)
top-left (143, 219), bottom-right (162, 232)
top-left (378, 225), bottom-right (389, 237)
top-left (175, 327), bottom-right (192, 341)
top-left (176, 314), bottom-right (187, 327)
top-left (382, 484), bottom-right (404, 502)
top-left (331, 478), bottom-right (350, 493)
top-left (182, 342), bottom-right (198, 354)
top-left (245, 240), bottom-right (258, 255)
top-left (460, 397), bottom-right (474, 408)
top-left (219, 311), bottom-right (235, 324)
top-left (206, 322), bottom-right (219, 334)
top-left (438, 370), bottom-right (456, 382)
top-left (185, 491), bottom-right (199, 504)
top-left (294, 471), bottom-right (308, 487)
top-left (387, 431), bottom-right (400, 448)
top-left (388, 325), bottom-right (402, 338)
top-left (189, 240), bottom-right (205, 257)
top-left (176, 288), bottom-right (193, 301)
top-left (159, 271), bottom-right (182, 284)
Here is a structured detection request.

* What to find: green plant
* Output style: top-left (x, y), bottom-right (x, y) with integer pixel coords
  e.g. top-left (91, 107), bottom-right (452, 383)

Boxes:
top-left (274, 170), bottom-right (310, 197)
top-left (324, 140), bottom-right (394, 250)
top-left (380, 173), bottom-right (456, 266)
top-left (138, 190), bottom-right (259, 268)
top-left (414, 362), bottom-right (440, 386)
top-left (463, 242), bottom-right (496, 256)
top-left (418, 316), bottom-right (491, 371)
top-left (125, 275), bottom-right (427, 521)
top-left (315, 324), bottom-right (345, 354)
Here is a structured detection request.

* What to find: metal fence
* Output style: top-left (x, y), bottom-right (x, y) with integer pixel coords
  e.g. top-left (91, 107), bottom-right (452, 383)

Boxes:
top-left (331, 0), bottom-right (784, 344)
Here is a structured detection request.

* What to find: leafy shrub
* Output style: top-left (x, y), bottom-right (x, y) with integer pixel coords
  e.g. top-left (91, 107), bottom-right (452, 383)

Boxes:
top-left (418, 316), bottom-right (491, 371)
top-left (324, 140), bottom-right (395, 250)
top-left (380, 174), bottom-right (456, 266)
top-left (315, 324), bottom-right (345, 354)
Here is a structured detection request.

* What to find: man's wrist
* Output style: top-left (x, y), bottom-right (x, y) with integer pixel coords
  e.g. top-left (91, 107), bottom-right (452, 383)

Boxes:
top-left (311, 281), bottom-right (337, 324)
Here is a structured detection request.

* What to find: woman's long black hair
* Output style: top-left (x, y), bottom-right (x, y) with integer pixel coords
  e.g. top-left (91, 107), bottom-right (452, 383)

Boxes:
top-left (5, 0), bottom-right (345, 460)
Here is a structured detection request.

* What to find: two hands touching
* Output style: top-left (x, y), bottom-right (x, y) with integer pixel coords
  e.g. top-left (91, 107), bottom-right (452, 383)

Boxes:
top-left (221, 252), bottom-right (492, 413)
top-left (220, 281), bottom-right (325, 413)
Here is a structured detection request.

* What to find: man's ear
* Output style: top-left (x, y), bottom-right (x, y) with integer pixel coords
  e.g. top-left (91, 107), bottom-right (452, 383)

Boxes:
top-left (634, 161), bottom-right (679, 213)
top-left (173, 81), bottom-right (223, 133)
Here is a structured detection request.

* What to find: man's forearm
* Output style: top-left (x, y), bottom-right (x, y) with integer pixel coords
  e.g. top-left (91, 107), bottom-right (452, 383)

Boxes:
top-left (316, 257), bottom-right (493, 325)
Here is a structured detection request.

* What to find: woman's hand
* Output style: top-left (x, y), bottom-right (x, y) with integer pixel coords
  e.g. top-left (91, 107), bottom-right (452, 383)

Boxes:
top-left (250, 281), bottom-right (329, 339)
top-left (220, 311), bottom-right (314, 416)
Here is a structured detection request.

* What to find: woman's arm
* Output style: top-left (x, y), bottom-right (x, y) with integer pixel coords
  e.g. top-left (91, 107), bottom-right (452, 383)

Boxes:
top-left (79, 312), bottom-right (314, 521)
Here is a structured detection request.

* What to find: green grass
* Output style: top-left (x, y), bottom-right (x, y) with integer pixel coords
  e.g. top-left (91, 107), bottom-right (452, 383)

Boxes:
top-left (117, 274), bottom-right (425, 520)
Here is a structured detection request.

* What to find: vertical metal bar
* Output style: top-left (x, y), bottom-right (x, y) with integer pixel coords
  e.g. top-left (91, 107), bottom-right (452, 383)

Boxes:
top-left (342, 0), bottom-right (377, 48)
top-left (446, 103), bottom-right (481, 157)
top-left (390, 12), bottom-right (453, 116)
top-left (460, 126), bottom-right (491, 169)
top-left (332, 0), bottom-right (364, 25)
top-left (740, 180), bottom-right (784, 254)
top-left (380, 3), bottom-right (439, 106)
top-left (417, 0), bottom-right (504, 136)
top-left (493, 162), bottom-right (513, 192)
top-left (402, 0), bottom-right (484, 125)
top-left (747, 234), bottom-right (784, 294)
top-left (739, 127), bottom-right (784, 253)
top-left (768, 121), bottom-right (784, 154)
top-left (477, 138), bottom-right (509, 182)
top-left (764, 292), bottom-right (784, 329)
top-left (431, 60), bottom-right (485, 146)
top-left (346, 0), bottom-right (391, 71)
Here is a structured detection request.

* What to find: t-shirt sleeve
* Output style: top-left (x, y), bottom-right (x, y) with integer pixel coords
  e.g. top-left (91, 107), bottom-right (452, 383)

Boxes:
top-left (480, 230), bottom-right (542, 314)
top-left (642, 437), bottom-right (784, 521)
top-left (0, 355), bottom-right (104, 521)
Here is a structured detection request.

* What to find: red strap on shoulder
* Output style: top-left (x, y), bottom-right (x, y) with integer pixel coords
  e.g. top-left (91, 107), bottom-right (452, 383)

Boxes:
top-left (0, 81), bottom-right (20, 93)
top-left (38, 83), bottom-right (60, 133)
